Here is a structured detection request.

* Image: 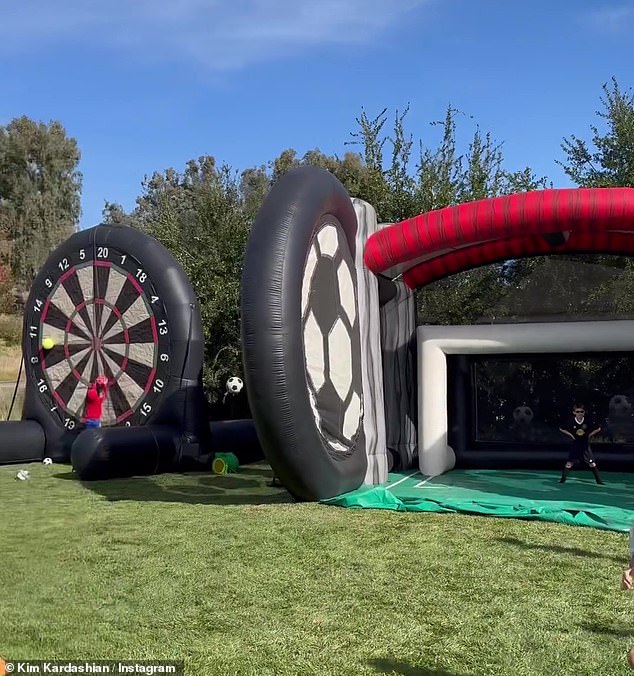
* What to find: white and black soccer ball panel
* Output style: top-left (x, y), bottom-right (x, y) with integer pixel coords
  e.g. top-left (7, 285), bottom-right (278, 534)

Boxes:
top-left (301, 222), bottom-right (363, 454)
top-left (513, 405), bottom-right (533, 425)
top-left (226, 376), bottom-right (244, 394)
top-left (609, 394), bottom-right (632, 418)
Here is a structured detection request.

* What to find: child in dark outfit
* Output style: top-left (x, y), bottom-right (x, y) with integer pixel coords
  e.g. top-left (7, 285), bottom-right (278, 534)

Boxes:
top-left (558, 403), bottom-right (604, 484)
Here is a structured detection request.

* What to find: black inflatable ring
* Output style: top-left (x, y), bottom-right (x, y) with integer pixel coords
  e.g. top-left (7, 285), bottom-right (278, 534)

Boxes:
top-left (241, 166), bottom-right (367, 501)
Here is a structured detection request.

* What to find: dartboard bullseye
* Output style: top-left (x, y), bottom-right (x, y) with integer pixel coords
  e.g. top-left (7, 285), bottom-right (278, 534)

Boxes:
top-left (24, 242), bottom-right (171, 430)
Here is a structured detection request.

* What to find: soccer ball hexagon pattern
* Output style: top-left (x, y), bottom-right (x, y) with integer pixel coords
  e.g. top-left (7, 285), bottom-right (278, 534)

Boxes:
top-left (226, 376), bottom-right (244, 394)
top-left (609, 394), bottom-right (632, 418)
top-left (301, 222), bottom-right (363, 453)
top-left (513, 405), bottom-right (534, 425)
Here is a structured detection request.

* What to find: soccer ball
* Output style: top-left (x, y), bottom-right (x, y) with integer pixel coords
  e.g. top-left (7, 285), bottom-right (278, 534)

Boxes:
top-left (300, 222), bottom-right (363, 452)
top-left (42, 457), bottom-right (53, 465)
top-left (609, 394), bottom-right (632, 419)
top-left (513, 405), bottom-right (534, 426)
top-left (226, 376), bottom-right (243, 395)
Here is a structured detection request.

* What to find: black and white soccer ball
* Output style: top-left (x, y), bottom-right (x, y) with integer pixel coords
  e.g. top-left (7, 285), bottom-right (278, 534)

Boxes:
top-left (609, 394), bottom-right (632, 419)
top-left (513, 405), bottom-right (534, 426)
top-left (300, 223), bottom-right (363, 453)
top-left (42, 457), bottom-right (53, 465)
top-left (226, 376), bottom-right (243, 395)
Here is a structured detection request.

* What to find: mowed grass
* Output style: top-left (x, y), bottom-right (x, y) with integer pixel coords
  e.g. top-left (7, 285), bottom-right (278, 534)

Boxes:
top-left (2, 463), bottom-right (634, 676)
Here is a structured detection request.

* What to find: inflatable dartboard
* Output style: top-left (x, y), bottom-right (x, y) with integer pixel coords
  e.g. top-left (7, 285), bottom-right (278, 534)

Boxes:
top-left (22, 224), bottom-right (208, 461)
top-left (241, 166), bottom-right (368, 501)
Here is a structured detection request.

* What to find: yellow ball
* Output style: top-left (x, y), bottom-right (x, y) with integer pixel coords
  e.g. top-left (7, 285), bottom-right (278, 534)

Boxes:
top-left (42, 337), bottom-right (55, 350)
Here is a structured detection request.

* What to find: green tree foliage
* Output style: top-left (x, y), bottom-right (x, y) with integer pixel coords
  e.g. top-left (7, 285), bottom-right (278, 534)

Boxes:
top-left (560, 78), bottom-right (634, 188)
top-left (121, 157), bottom-right (251, 412)
top-left (0, 116), bottom-right (82, 290)
top-left (478, 77), bottom-right (634, 335)
top-left (112, 105), bottom-right (548, 408)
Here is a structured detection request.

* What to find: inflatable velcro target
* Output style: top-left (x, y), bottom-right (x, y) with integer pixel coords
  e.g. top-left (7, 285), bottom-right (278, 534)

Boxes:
top-left (241, 166), bottom-right (387, 501)
top-left (21, 223), bottom-right (208, 462)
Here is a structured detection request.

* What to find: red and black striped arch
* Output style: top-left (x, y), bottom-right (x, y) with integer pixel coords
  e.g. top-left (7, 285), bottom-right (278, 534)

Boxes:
top-left (363, 188), bottom-right (634, 287)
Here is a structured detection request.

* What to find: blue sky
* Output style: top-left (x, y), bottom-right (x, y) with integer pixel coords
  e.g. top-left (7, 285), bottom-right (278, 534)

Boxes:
top-left (1, 0), bottom-right (633, 229)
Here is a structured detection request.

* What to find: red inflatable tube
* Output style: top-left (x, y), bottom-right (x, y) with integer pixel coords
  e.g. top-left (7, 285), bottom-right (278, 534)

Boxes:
top-left (363, 188), bottom-right (634, 282)
top-left (404, 229), bottom-right (634, 288)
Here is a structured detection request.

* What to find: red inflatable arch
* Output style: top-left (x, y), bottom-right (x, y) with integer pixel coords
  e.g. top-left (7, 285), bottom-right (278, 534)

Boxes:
top-left (363, 187), bottom-right (634, 287)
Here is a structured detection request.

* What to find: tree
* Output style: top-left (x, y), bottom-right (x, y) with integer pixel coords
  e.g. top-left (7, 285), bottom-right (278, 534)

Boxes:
top-left (115, 156), bottom-right (251, 412)
top-left (102, 201), bottom-right (132, 225)
top-left (560, 78), bottom-right (634, 188)
top-left (0, 116), bottom-right (82, 289)
top-left (109, 104), bottom-right (548, 408)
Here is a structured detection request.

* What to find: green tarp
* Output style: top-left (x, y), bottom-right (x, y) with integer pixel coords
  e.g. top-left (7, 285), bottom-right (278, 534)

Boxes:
top-left (322, 469), bottom-right (634, 532)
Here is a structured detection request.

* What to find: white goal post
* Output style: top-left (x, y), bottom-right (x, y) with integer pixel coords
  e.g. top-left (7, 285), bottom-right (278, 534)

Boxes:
top-left (417, 320), bottom-right (634, 476)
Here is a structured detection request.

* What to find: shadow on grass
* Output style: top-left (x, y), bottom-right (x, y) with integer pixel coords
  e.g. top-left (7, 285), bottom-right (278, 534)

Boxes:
top-left (54, 464), bottom-right (295, 506)
top-left (580, 621), bottom-right (634, 638)
top-left (369, 658), bottom-right (474, 676)
top-left (497, 536), bottom-right (625, 563)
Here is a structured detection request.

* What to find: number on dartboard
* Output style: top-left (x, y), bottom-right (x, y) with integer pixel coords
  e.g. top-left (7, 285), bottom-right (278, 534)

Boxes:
top-left (58, 258), bottom-right (69, 272)
top-left (140, 402), bottom-right (152, 417)
top-left (79, 248), bottom-right (85, 260)
top-left (97, 246), bottom-right (108, 258)
top-left (33, 299), bottom-right (43, 312)
top-left (136, 269), bottom-right (147, 283)
top-left (158, 320), bottom-right (167, 336)
top-left (30, 356), bottom-right (38, 364)
top-left (45, 278), bottom-right (52, 288)
top-left (153, 379), bottom-right (164, 393)
top-left (64, 418), bottom-right (75, 430)
top-left (121, 254), bottom-right (127, 264)
top-left (160, 353), bottom-right (169, 362)
top-left (37, 379), bottom-right (47, 393)
top-left (29, 325), bottom-right (37, 339)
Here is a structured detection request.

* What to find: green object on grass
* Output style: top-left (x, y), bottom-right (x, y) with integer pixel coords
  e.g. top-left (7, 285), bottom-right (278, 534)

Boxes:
top-left (322, 468), bottom-right (634, 533)
top-left (213, 452), bottom-right (240, 475)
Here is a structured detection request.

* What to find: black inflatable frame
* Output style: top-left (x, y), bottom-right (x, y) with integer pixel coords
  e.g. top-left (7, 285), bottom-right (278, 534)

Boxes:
top-left (0, 224), bottom-right (210, 477)
top-left (447, 352), bottom-right (634, 472)
top-left (241, 166), bottom-right (368, 501)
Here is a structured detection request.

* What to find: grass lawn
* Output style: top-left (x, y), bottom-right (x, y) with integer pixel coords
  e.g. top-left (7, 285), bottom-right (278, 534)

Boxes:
top-left (2, 462), bottom-right (634, 675)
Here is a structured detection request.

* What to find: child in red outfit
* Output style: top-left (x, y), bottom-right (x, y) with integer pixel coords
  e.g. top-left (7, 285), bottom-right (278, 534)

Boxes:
top-left (85, 376), bottom-right (108, 428)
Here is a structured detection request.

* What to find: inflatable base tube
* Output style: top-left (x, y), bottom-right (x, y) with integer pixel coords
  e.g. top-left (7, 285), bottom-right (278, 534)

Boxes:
top-left (71, 425), bottom-right (180, 480)
top-left (0, 421), bottom-right (46, 464)
top-left (208, 419), bottom-right (263, 465)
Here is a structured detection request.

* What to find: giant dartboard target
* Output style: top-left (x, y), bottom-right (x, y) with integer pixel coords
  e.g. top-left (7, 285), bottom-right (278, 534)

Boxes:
top-left (241, 166), bottom-right (368, 501)
top-left (22, 224), bottom-right (207, 461)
